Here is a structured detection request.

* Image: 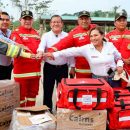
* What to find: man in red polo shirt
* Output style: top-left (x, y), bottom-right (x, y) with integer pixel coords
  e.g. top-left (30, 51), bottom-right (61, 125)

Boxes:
top-left (106, 11), bottom-right (130, 86)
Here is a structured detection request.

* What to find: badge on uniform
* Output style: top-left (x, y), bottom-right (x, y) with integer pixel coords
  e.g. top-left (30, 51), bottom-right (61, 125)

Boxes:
top-left (79, 35), bottom-right (84, 40)
top-left (23, 36), bottom-right (28, 40)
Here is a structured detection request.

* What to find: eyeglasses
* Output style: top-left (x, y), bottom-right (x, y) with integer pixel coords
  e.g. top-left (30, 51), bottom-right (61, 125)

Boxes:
top-left (0, 18), bottom-right (10, 21)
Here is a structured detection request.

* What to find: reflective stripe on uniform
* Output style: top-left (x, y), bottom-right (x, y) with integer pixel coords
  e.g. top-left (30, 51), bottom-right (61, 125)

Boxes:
top-left (109, 35), bottom-right (130, 40)
top-left (75, 68), bottom-right (91, 73)
top-left (19, 34), bottom-right (40, 39)
top-left (73, 32), bottom-right (88, 38)
top-left (6, 44), bottom-right (19, 58)
top-left (26, 97), bottom-right (36, 101)
top-left (13, 72), bottom-right (41, 78)
top-left (122, 35), bottom-right (130, 39)
top-left (20, 99), bottom-right (27, 104)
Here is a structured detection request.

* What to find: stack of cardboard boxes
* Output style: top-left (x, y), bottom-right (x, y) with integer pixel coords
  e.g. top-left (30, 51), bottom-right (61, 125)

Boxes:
top-left (0, 80), bottom-right (20, 130)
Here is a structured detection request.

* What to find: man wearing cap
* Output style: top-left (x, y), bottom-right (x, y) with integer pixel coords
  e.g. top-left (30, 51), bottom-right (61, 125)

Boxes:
top-left (47, 10), bottom-right (96, 78)
top-left (10, 10), bottom-right (41, 107)
top-left (106, 10), bottom-right (130, 85)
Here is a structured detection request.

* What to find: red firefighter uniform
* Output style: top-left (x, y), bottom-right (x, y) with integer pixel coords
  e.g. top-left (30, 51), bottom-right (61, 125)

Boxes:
top-left (11, 26), bottom-right (41, 107)
top-left (106, 29), bottom-right (130, 87)
top-left (48, 24), bottom-right (96, 78)
top-left (106, 29), bottom-right (130, 75)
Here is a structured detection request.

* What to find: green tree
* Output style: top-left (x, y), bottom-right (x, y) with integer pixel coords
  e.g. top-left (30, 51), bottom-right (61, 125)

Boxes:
top-left (113, 5), bottom-right (120, 15)
top-left (0, 0), bottom-right (9, 9)
top-left (11, 0), bottom-right (53, 18)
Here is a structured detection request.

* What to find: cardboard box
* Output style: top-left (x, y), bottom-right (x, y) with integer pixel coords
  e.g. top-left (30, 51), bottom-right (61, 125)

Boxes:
top-left (9, 105), bottom-right (56, 130)
top-left (0, 80), bottom-right (19, 102)
top-left (0, 80), bottom-right (20, 130)
top-left (0, 114), bottom-right (12, 130)
top-left (57, 108), bottom-right (107, 130)
top-left (0, 99), bottom-right (19, 116)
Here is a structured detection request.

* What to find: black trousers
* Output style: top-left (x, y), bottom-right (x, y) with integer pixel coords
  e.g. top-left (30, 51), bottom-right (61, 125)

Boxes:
top-left (0, 63), bottom-right (13, 80)
top-left (43, 62), bottom-right (68, 111)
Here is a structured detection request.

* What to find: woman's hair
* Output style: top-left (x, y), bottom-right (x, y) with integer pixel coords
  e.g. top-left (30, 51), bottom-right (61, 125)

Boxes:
top-left (89, 26), bottom-right (107, 42)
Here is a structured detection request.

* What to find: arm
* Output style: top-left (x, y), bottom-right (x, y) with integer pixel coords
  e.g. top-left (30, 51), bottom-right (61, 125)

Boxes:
top-left (68, 56), bottom-right (75, 78)
top-left (10, 32), bottom-right (30, 51)
top-left (48, 33), bottom-right (74, 52)
top-left (0, 37), bottom-right (33, 58)
top-left (43, 46), bottom-right (85, 60)
top-left (36, 33), bottom-right (47, 59)
top-left (53, 46), bottom-right (84, 58)
top-left (112, 43), bottom-right (124, 74)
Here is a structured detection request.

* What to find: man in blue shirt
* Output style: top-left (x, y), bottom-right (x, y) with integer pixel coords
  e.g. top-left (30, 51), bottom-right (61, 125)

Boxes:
top-left (0, 12), bottom-right (13, 79)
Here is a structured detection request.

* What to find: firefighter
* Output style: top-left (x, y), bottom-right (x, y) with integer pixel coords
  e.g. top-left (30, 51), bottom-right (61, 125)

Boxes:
top-left (10, 10), bottom-right (41, 107)
top-left (106, 10), bottom-right (130, 86)
top-left (48, 10), bottom-right (96, 78)
top-left (0, 35), bottom-right (34, 58)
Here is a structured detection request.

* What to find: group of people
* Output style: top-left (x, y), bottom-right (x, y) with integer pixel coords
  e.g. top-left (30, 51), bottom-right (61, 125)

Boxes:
top-left (0, 9), bottom-right (130, 112)
top-left (37, 10), bottom-right (130, 112)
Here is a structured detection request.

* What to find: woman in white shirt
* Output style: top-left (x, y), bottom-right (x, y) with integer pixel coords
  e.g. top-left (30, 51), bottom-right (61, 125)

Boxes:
top-left (42, 26), bottom-right (124, 87)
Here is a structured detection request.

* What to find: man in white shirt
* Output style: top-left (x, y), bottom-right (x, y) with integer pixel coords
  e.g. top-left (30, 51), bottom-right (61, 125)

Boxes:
top-left (0, 11), bottom-right (13, 80)
top-left (37, 15), bottom-right (74, 112)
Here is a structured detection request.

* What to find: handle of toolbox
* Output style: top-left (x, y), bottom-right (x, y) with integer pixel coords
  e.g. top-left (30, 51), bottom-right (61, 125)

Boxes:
top-left (115, 99), bottom-right (130, 109)
top-left (114, 92), bottom-right (130, 100)
top-left (64, 78), bottom-right (105, 86)
top-left (72, 88), bottom-right (102, 110)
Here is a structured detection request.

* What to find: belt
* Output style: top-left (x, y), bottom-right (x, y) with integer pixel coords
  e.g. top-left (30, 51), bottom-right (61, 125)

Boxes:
top-left (92, 73), bottom-right (109, 80)
top-left (45, 62), bottom-right (67, 68)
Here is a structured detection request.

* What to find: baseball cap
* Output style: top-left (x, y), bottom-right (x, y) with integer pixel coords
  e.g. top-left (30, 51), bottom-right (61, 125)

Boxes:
top-left (21, 10), bottom-right (33, 19)
top-left (78, 10), bottom-right (90, 18)
top-left (115, 11), bottom-right (127, 21)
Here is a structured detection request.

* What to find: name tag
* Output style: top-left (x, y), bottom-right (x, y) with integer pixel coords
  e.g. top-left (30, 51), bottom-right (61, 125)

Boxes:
top-left (91, 56), bottom-right (98, 58)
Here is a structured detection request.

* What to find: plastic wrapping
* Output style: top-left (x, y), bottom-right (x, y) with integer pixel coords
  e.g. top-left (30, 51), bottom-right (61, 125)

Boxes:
top-left (9, 106), bottom-right (56, 130)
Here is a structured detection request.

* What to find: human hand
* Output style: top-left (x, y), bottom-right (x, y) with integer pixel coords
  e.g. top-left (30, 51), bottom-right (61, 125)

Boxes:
top-left (43, 52), bottom-right (54, 60)
top-left (36, 52), bottom-right (43, 59)
top-left (30, 54), bottom-right (36, 59)
top-left (116, 66), bottom-right (124, 74)
top-left (69, 67), bottom-right (75, 78)
top-left (16, 43), bottom-right (31, 52)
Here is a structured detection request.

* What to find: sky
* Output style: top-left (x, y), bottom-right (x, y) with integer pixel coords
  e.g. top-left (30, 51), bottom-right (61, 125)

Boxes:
top-left (1, 0), bottom-right (130, 20)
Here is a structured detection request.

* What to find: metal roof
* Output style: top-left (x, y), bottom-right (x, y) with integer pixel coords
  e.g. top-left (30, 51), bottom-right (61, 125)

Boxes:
top-left (41, 15), bottom-right (130, 26)
top-left (41, 15), bottom-right (130, 21)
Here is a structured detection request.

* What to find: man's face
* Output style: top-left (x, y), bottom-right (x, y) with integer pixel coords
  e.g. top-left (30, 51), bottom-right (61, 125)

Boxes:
top-left (78, 16), bottom-right (91, 29)
top-left (50, 16), bottom-right (63, 33)
top-left (114, 17), bottom-right (127, 31)
top-left (20, 16), bottom-right (33, 29)
top-left (0, 14), bottom-right (10, 31)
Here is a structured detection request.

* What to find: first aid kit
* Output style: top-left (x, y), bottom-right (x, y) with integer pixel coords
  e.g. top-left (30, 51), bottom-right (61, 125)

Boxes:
top-left (57, 78), bottom-right (114, 110)
top-left (108, 99), bottom-right (130, 129)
